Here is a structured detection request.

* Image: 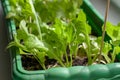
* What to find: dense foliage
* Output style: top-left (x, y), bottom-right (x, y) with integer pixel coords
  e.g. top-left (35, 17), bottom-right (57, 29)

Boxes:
top-left (7, 0), bottom-right (120, 69)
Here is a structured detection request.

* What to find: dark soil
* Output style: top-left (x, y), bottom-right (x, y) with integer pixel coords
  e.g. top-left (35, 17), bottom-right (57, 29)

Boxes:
top-left (21, 54), bottom-right (58, 70)
top-left (21, 54), bottom-right (42, 70)
top-left (72, 56), bottom-right (88, 66)
top-left (21, 54), bottom-right (88, 71)
top-left (21, 54), bottom-right (120, 71)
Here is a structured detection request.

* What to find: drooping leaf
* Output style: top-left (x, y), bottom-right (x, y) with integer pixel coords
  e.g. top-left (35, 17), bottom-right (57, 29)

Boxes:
top-left (24, 34), bottom-right (48, 51)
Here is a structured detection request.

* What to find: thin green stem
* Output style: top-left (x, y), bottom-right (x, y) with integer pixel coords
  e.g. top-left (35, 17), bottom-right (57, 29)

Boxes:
top-left (29, 0), bottom-right (42, 40)
top-left (32, 49), bottom-right (46, 70)
top-left (85, 24), bottom-right (92, 65)
top-left (74, 45), bottom-right (78, 58)
top-left (65, 51), bottom-right (69, 67)
top-left (86, 36), bottom-right (92, 65)
top-left (35, 55), bottom-right (46, 69)
top-left (57, 58), bottom-right (66, 67)
top-left (111, 48), bottom-right (116, 63)
top-left (32, 53), bottom-right (46, 70)
top-left (49, 51), bottom-right (66, 67)
top-left (69, 54), bottom-right (73, 67)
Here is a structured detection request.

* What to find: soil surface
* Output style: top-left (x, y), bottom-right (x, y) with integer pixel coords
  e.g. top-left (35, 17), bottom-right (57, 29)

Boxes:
top-left (21, 54), bottom-right (88, 70)
top-left (21, 54), bottom-right (41, 70)
top-left (21, 54), bottom-right (120, 71)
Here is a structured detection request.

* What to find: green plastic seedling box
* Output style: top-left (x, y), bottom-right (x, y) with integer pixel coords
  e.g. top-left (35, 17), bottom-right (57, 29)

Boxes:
top-left (2, 0), bottom-right (120, 80)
